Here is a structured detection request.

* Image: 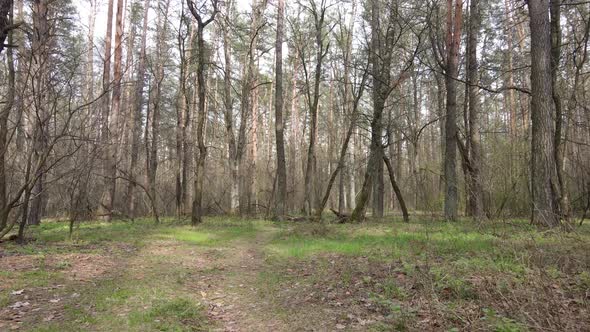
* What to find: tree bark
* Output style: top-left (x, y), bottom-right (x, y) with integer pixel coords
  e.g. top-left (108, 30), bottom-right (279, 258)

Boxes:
top-left (222, 0), bottom-right (238, 214)
top-left (384, 155), bottom-right (409, 222)
top-left (315, 67), bottom-right (366, 221)
top-left (274, 0), bottom-right (287, 217)
top-left (466, 0), bottom-right (485, 220)
top-left (350, 0), bottom-right (389, 222)
top-left (98, 0), bottom-right (115, 220)
top-left (187, 0), bottom-right (219, 225)
top-left (443, 0), bottom-right (462, 221)
top-left (146, 0), bottom-right (170, 223)
top-left (27, 0), bottom-right (50, 226)
top-left (302, 1), bottom-right (328, 216)
top-left (550, 0), bottom-right (569, 222)
top-left (0, 1), bottom-right (14, 233)
top-left (528, 0), bottom-right (561, 227)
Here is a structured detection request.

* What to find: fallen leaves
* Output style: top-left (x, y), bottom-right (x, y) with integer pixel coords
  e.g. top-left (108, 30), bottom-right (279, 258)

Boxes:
top-left (8, 301), bottom-right (30, 309)
top-left (10, 289), bottom-right (24, 295)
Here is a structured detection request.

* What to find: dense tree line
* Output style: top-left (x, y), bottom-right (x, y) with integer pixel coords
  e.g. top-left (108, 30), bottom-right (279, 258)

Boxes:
top-left (1, 0), bottom-right (589, 240)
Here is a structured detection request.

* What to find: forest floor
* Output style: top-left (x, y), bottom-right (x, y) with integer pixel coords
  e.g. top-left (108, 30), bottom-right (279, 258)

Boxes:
top-left (0, 216), bottom-right (589, 331)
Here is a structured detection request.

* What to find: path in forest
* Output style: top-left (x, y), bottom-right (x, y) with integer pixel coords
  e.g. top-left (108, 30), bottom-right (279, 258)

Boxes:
top-left (184, 230), bottom-right (287, 332)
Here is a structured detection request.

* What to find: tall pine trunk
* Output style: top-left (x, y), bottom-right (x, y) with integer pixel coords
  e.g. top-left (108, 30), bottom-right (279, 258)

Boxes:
top-left (528, 0), bottom-right (561, 227)
top-left (274, 0), bottom-right (287, 217)
top-left (443, 0), bottom-right (462, 221)
top-left (126, 0), bottom-right (149, 219)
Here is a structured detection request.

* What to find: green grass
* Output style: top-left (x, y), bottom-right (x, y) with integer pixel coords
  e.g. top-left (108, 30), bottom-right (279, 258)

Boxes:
top-left (156, 217), bottom-right (260, 246)
top-left (2, 217), bottom-right (267, 332)
top-left (3, 216), bottom-right (589, 331)
top-left (261, 218), bottom-right (590, 330)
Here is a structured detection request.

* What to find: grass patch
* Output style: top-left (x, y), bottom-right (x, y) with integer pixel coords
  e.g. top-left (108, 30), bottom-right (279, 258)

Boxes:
top-left (4, 216), bottom-right (589, 331)
top-left (129, 298), bottom-right (206, 331)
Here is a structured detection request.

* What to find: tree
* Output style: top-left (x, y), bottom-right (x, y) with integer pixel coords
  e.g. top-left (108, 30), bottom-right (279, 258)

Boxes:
top-left (443, 0), bottom-right (462, 221)
top-left (350, 0), bottom-right (414, 222)
top-left (298, 0), bottom-right (330, 216)
top-left (176, 9), bottom-right (195, 217)
top-left (528, 0), bottom-right (561, 227)
top-left (98, 0), bottom-right (115, 220)
top-left (187, 0), bottom-right (219, 225)
top-left (221, 0), bottom-right (238, 214)
top-left (550, 0), bottom-right (569, 222)
top-left (274, 0), bottom-right (287, 217)
top-left (464, 0), bottom-right (484, 220)
top-left (146, 0), bottom-right (171, 223)
top-left (127, 0), bottom-right (150, 220)
top-left (26, 0), bottom-right (50, 226)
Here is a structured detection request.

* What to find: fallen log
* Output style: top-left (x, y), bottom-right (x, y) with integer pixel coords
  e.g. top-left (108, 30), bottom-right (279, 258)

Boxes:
top-left (330, 208), bottom-right (350, 223)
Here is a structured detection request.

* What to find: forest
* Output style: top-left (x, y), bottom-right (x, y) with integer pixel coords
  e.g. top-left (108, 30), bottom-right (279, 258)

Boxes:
top-left (0, 0), bottom-right (589, 330)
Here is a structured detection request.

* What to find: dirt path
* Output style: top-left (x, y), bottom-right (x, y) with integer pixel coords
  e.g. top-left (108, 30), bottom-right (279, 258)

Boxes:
top-left (188, 231), bottom-right (287, 332)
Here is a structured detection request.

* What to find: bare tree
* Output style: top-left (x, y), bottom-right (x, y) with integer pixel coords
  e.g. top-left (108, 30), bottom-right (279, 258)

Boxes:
top-left (350, 0), bottom-right (415, 222)
top-left (296, 0), bottom-right (331, 215)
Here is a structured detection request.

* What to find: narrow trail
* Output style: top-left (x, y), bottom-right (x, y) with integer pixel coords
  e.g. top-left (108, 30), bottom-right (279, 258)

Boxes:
top-left (184, 230), bottom-right (287, 332)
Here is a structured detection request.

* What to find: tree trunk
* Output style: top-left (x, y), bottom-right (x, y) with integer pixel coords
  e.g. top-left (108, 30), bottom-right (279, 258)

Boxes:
top-left (302, 2), bottom-right (328, 216)
top-left (236, 0), bottom-right (263, 216)
top-left (192, 24), bottom-right (208, 225)
top-left (176, 15), bottom-right (194, 218)
top-left (350, 0), bottom-right (389, 222)
top-left (315, 70), bottom-right (366, 221)
top-left (372, 149), bottom-right (384, 218)
top-left (186, 0), bottom-right (219, 225)
top-left (289, 57), bottom-right (300, 212)
top-left (222, 0), bottom-right (238, 215)
top-left (0, 2), bottom-right (14, 233)
top-left (466, 0), bottom-right (485, 220)
top-left (384, 155), bottom-right (409, 222)
top-left (274, 0), bottom-right (287, 217)
top-left (443, 0), bottom-right (462, 221)
top-left (104, 0), bottom-right (125, 218)
top-left (27, 0), bottom-right (50, 226)
top-left (528, 0), bottom-right (561, 227)
top-left (126, 0), bottom-right (149, 219)
top-left (146, 0), bottom-right (170, 223)
top-left (550, 0), bottom-right (569, 222)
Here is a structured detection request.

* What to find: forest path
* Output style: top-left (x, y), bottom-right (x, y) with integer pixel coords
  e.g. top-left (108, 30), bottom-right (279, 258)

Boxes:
top-left (185, 227), bottom-right (288, 332)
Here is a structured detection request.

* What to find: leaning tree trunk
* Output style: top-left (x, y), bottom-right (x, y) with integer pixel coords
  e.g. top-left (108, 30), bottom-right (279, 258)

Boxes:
top-left (350, 0), bottom-right (388, 222)
top-left (315, 69), bottom-right (366, 221)
top-left (383, 155), bottom-right (409, 222)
